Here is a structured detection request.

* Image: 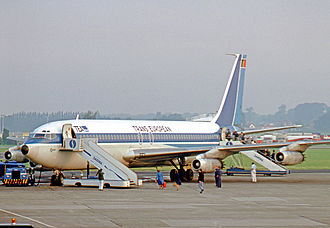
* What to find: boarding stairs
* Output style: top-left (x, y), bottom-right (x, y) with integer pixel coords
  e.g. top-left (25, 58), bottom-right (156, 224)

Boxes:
top-left (240, 150), bottom-right (288, 172)
top-left (75, 138), bottom-right (141, 187)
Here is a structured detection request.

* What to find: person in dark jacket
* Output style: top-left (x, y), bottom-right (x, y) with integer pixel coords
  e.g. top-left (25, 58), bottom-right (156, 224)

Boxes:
top-left (96, 168), bottom-right (104, 191)
top-left (225, 129), bottom-right (232, 141)
top-left (198, 169), bottom-right (204, 193)
top-left (172, 169), bottom-right (180, 191)
top-left (214, 166), bottom-right (222, 188)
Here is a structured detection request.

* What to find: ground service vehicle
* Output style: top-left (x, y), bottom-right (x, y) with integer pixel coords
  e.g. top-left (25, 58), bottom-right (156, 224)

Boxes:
top-left (0, 161), bottom-right (35, 186)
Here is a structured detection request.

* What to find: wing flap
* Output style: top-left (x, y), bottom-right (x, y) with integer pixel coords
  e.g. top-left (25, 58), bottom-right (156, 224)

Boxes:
top-left (124, 147), bottom-right (212, 163)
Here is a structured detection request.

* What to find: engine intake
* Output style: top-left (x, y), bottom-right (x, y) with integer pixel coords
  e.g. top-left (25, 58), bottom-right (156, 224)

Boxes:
top-left (21, 145), bottom-right (29, 155)
top-left (276, 151), bottom-right (304, 165)
top-left (192, 158), bottom-right (222, 173)
top-left (4, 150), bottom-right (29, 163)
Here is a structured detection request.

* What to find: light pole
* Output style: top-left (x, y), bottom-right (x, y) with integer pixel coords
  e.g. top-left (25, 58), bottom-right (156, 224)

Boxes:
top-left (0, 115), bottom-right (4, 135)
top-left (0, 115), bottom-right (4, 140)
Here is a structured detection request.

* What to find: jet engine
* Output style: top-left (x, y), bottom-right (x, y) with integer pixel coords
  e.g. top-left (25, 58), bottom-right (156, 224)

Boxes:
top-left (275, 151), bottom-right (304, 165)
top-left (4, 150), bottom-right (29, 163)
top-left (191, 158), bottom-right (222, 173)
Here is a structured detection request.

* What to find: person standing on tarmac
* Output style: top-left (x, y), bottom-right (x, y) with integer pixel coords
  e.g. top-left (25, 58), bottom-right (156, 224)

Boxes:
top-left (251, 163), bottom-right (257, 183)
top-left (96, 168), bottom-right (104, 191)
top-left (214, 166), bottom-right (222, 188)
top-left (155, 169), bottom-right (164, 190)
top-left (172, 169), bottom-right (180, 191)
top-left (198, 169), bottom-right (204, 193)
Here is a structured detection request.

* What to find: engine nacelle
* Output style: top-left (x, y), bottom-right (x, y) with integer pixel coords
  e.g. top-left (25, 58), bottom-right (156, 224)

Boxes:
top-left (4, 150), bottom-right (29, 163)
top-left (191, 158), bottom-right (222, 173)
top-left (275, 151), bottom-right (304, 165)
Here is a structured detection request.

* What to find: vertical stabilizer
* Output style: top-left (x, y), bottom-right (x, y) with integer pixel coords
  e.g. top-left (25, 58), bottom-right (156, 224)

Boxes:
top-left (212, 54), bottom-right (247, 127)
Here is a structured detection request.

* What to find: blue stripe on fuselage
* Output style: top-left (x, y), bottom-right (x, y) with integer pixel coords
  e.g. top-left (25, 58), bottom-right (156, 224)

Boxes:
top-left (23, 132), bottom-right (220, 145)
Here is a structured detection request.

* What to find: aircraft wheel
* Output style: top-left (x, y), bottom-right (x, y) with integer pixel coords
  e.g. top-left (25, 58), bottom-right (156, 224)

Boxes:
top-left (170, 169), bottom-right (176, 182)
top-left (179, 169), bottom-right (187, 182)
top-left (50, 173), bottom-right (64, 186)
top-left (50, 174), bottom-right (57, 186)
top-left (185, 169), bottom-right (194, 181)
top-left (58, 174), bottom-right (64, 186)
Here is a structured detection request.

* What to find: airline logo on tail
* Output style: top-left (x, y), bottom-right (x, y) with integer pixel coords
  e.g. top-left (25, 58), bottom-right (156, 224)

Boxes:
top-left (241, 58), bottom-right (247, 68)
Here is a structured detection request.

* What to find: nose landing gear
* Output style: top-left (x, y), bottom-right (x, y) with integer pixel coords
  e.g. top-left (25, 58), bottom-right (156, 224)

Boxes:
top-left (50, 170), bottom-right (65, 186)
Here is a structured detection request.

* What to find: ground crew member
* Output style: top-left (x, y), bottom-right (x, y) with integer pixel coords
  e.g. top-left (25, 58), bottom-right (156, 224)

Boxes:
top-left (96, 168), bottom-right (104, 191)
top-left (251, 163), bottom-right (257, 183)
top-left (198, 169), bottom-right (204, 193)
top-left (214, 166), bottom-right (222, 188)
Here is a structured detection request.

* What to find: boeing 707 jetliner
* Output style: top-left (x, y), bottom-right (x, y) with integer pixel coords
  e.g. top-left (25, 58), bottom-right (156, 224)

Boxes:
top-left (5, 54), bottom-right (329, 185)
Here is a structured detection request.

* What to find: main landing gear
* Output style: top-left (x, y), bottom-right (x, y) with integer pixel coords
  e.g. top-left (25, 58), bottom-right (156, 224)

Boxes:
top-left (169, 157), bottom-right (194, 182)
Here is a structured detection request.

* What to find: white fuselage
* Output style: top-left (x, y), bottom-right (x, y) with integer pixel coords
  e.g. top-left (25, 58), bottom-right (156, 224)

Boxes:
top-left (23, 119), bottom-right (222, 170)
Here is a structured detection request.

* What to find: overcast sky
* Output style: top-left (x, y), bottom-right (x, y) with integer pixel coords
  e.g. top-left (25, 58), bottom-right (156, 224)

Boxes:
top-left (0, 0), bottom-right (329, 115)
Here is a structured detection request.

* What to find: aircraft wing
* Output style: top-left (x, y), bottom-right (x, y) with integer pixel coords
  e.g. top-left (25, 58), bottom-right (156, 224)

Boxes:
top-left (127, 143), bottom-right (289, 162)
top-left (124, 147), bottom-right (213, 163)
top-left (242, 125), bottom-right (303, 135)
top-left (125, 140), bottom-right (330, 164)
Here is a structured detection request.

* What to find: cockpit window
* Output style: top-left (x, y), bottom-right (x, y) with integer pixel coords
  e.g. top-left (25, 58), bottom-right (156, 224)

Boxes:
top-left (48, 134), bottom-right (57, 139)
top-left (32, 133), bottom-right (57, 139)
top-left (33, 133), bottom-right (46, 138)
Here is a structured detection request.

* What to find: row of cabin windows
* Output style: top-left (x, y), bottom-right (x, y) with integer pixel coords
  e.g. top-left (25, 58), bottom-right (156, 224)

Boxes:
top-left (78, 133), bottom-right (220, 142)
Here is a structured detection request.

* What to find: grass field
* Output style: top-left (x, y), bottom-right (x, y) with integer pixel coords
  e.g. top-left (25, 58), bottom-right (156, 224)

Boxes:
top-left (0, 146), bottom-right (10, 153)
top-left (288, 147), bottom-right (330, 170)
top-left (1, 145), bottom-right (329, 170)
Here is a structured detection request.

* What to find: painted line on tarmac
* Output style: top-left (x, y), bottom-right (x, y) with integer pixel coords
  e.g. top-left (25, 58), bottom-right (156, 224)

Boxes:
top-left (0, 208), bottom-right (55, 228)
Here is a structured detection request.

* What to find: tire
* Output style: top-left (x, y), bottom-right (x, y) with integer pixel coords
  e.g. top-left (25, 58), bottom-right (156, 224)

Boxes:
top-left (170, 169), bottom-right (176, 182)
top-left (50, 174), bottom-right (64, 186)
top-left (50, 174), bottom-right (57, 186)
top-left (185, 169), bottom-right (194, 181)
top-left (58, 175), bottom-right (64, 186)
top-left (179, 169), bottom-right (186, 182)
top-left (28, 176), bottom-right (35, 186)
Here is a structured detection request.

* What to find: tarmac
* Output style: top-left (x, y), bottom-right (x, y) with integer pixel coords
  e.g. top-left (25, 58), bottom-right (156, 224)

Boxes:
top-left (0, 172), bottom-right (330, 227)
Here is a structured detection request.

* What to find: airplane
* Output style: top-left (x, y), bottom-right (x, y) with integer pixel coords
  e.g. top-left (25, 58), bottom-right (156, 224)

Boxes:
top-left (4, 54), bottom-right (330, 185)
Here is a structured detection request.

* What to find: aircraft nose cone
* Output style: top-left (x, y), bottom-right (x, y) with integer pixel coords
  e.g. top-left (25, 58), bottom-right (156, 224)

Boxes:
top-left (21, 145), bottom-right (29, 155)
